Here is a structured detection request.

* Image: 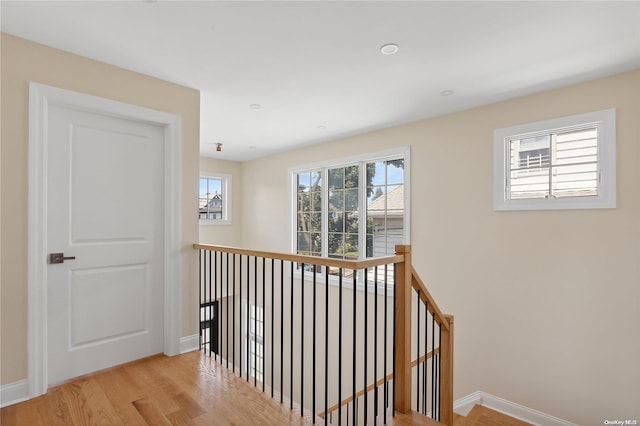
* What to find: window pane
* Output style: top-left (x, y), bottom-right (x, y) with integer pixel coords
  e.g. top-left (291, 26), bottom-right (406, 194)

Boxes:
top-left (311, 171), bottom-right (322, 191)
top-left (311, 192), bottom-right (321, 212)
top-left (552, 164), bottom-right (598, 198)
top-left (386, 159), bottom-right (404, 184)
top-left (297, 213), bottom-right (310, 232)
top-left (345, 188), bottom-right (359, 211)
top-left (328, 213), bottom-right (344, 233)
top-left (345, 212), bottom-right (358, 233)
top-left (344, 165), bottom-right (358, 188)
top-left (199, 177), bottom-right (223, 220)
top-left (328, 233), bottom-right (344, 258)
top-left (310, 212), bottom-right (322, 232)
top-left (509, 168), bottom-right (550, 199)
top-left (368, 162), bottom-right (384, 186)
top-left (328, 168), bottom-right (344, 189)
top-left (298, 193), bottom-right (310, 212)
top-left (366, 163), bottom-right (405, 259)
top-left (298, 173), bottom-right (311, 192)
top-left (345, 234), bottom-right (358, 259)
top-left (329, 189), bottom-right (344, 211)
top-left (297, 232), bottom-right (310, 252)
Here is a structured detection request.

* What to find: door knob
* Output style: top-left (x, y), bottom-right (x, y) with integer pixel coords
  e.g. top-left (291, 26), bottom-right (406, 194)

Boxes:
top-left (49, 253), bottom-right (76, 264)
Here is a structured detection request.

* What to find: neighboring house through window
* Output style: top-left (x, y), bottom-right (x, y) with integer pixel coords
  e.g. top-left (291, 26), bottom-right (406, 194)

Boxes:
top-left (494, 109), bottom-right (616, 210)
top-left (199, 173), bottom-right (231, 224)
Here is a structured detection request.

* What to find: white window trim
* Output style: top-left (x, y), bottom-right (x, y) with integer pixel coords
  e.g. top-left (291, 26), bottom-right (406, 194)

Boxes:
top-left (493, 109), bottom-right (616, 211)
top-left (199, 172), bottom-right (232, 225)
top-left (288, 146), bottom-right (410, 288)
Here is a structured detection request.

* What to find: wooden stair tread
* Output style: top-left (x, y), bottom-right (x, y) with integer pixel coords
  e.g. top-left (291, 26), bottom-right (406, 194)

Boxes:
top-left (388, 409), bottom-right (444, 425)
top-left (458, 404), bottom-right (532, 426)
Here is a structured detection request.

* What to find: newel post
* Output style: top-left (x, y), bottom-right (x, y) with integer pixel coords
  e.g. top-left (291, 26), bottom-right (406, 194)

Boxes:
top-left (440, 315), bottom-right (454, 425)
top-left (394, 244), bottom-right (412, 413)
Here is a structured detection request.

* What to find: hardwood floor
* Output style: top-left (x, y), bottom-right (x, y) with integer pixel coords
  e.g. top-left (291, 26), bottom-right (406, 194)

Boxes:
top-left (1, 351), bottom-right (312, 425)
top-left (455, 405), bottom-right (532, 426)
top-left (0, 351), bottom-right (441, 425)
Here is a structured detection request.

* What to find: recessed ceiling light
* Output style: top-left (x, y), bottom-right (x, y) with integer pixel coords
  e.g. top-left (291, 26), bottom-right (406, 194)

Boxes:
top-left (249, 104), bottom-right (262, 109)
top-left (440, 90), bottom-right (455, 97)
top-left (249, 145), bottom-right (258, 150)
top-left (317, 125), bottom-right (327, 130)
top-left (380, 44), bottom-right (399, 55)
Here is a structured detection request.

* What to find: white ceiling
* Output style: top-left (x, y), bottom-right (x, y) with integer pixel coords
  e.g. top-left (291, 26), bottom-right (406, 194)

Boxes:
top-left (2, 1), bottom-right (639, 161)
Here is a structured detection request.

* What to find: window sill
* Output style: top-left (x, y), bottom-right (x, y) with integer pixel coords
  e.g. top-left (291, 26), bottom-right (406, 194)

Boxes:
top-left (200, 220), bottom-right (232, 226)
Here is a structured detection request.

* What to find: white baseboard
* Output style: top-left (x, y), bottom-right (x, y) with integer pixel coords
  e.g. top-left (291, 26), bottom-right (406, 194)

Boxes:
top-left (0, 379), bottom-right (29, 408)
top-left (454, 391), bottom-right (577, 426)
top-left (179, 334), bottom-right (200, 354)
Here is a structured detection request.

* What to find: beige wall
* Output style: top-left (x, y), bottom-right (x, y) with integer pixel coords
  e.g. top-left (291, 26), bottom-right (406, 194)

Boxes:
top-left (0, 34), bottom-right (200, 385)
top-left (199, 157), bottom-right (243, 246)
top-left (240, 70), bottom-right (640, 425)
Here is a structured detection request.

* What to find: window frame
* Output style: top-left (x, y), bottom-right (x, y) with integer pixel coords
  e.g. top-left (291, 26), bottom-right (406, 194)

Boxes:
top-left (288, 147), bottom-right (410, 287)
top-left (199, 172), bottom-right (232, 225)
top-left (246, 303), bottom-right (264, 382)
top-left (493, 109), bottom-right (616, 211)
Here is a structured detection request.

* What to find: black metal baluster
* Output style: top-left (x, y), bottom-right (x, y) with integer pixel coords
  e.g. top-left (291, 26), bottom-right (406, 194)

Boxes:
top-left (437, 323), bottom-right (442, 422)
top-left (280, 259), bottom-right (284, 404)
top-left (384, 264), bottom-right (388, 423)
top-left (246, 256), bottom-right (250, 382)
top-left (262, 257), bottom-right (266, 393)
top-left (431, 312), bottom-right (436, 418)
top-left (209, 250), bottom-right (212, 356)
top-left (198, 250), bottom-right (202, 350)
top-left (324, 266), bottom-right (329, 426)
top-left (423, 302), bottom-right (428, 415)
top-left (338, 269), bottom-right (343, 425)
top-left (352, 271), bottom-right (357, 426)
top-left (227, 253), bottom-right (230, 369)
top-left (374, 266), bottom-right (378, 421)
top-left (290, 261), bottom-right (294, 410)
top-left (271, 258), bottom-right (274, 398)
top-left (239, 254), bottom-right (243, 377)
top-left (364, 268), bottom-right (368, 425)
top-left (213, 251), bottom-right (222, 361)
top-left (312, 265), bottom-right (317, 424)
top-left (382, 265), bottom-right (389, 424)
top-left (301, 263), bottom-right (304, 416)
top-left (392, 264), bottom-right (397, 416)
top-left (416, 290), bottom-right (420, 412)
top-left (254, 256), bottom-right (258, 386)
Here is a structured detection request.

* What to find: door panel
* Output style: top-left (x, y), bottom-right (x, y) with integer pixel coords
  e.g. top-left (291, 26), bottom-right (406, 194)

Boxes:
top-left (47, 105), bottom-right (164, 385)
top-left (69, 264), bottom-right (147, 347)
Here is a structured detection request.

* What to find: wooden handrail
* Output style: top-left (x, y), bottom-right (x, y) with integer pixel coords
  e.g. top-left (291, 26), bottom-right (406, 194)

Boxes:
top-left (193, 243), bottom-right (405, 271)
top-left (317, 348), bottom-right (441, 418)
top-left (411, 266), bottom-right (449, 332)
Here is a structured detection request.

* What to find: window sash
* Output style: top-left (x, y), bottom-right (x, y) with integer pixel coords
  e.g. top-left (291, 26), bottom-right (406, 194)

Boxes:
top-left (294, 156), bottom-right (405, 262)
top-left (493, 109), bottom-right (615, 211)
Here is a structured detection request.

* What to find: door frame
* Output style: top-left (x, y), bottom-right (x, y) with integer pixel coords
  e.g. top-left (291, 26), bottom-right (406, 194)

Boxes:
top-left (27, 82), bottom-right (182, 398)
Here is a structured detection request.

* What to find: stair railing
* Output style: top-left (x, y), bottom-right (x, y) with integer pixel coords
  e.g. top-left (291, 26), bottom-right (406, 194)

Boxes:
top-left (194, 243), bottom-right (453, 425)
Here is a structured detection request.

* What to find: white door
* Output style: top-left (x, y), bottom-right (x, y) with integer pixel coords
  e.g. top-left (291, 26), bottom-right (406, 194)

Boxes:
top-left (46, 104), bottom-right (164, 385)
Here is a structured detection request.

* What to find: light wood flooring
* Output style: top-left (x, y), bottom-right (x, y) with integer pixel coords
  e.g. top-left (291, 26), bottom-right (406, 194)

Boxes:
top-left (1, 350), bottom-right (529, 426)
top-left (454, 404), bottom-right (533, 426)
top-left (0, 351), bottom-right (441, 426)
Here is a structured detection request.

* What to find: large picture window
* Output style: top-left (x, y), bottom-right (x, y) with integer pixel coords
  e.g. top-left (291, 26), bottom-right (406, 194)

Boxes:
top-left (291, 148), bottom-right (409, 278)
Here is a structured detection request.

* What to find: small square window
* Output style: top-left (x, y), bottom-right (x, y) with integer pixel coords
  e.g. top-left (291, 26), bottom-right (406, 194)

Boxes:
top-left (199, 173), bottom-right (231, 225)
top-left (494, 109), bottom-right (616, 211)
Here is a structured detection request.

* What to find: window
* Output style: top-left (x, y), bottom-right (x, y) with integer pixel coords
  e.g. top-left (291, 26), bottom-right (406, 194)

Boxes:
top-left (247, 304), bottom-right (264, 382)
top-left (291, 147), bottom-right (410, 279)
top-left (493, 109), bottom-right (616, 211)
top-left (199, 173), bottom-right (231, 224)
